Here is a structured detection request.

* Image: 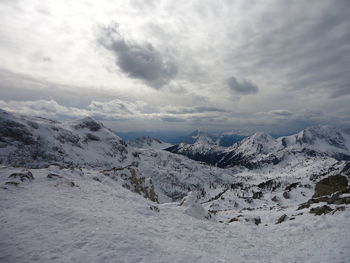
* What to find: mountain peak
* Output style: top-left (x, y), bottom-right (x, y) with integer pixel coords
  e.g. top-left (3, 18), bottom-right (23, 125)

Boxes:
top-left (190, 129), bottom-right (207, 137)
top-left (71, 116), bottom-right (103, 131)
top-left (194, 135), bottom-right (215, 145)
top-left (249, 132), bottom-right (275, 143)
top-left (129, 136), bottom-right (172, 150)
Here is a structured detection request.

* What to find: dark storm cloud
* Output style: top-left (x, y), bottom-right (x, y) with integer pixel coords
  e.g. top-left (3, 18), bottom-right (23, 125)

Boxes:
top-left (98, 23), bottom-right (177, 89)
top-left (228, 0), bottom-right (350, 98)
top-left (226, 77), bottom-right (258, 95)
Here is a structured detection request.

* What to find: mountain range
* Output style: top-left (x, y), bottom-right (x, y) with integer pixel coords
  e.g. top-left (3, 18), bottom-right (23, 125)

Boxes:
top-left (165, 126), bottom-right (350, 168)
top-left (1, 108), bottom-right (349, 262)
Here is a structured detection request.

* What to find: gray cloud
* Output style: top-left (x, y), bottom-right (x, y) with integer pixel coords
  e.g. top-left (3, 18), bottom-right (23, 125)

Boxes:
top-left (98, 23), bottom-right (177, 89)
top-left (1, 0), bottom-right (350, 134)
top-left (227, 0), bottom-right (350, 98)
top-left (226, 77), bottom-right (258, 95)
top-left (165, 106), bottom-right (228, 115)
top-left (161, 116), bottom-right (186, 122)
top-left (268, 110), bottom-right (293, 117)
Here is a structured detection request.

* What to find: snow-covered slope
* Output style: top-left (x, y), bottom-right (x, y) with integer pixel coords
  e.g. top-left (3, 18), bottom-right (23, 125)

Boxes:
top-left (1, 162), bottom-right (349, 263)
top-left (0, 109), bottom-right (131, 168)
top-left (129, 136), bottom-right (172, 150)
top-left (278, 125), bottom-right (350, 158)
top-left (165, 135), bottom-right (225, 165)
top-left (0, 109), bottom-right (233, 202)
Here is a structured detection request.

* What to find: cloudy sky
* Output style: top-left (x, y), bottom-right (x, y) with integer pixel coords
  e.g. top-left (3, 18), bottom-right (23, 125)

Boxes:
top-left (0, 0), bottom-right (349, 134)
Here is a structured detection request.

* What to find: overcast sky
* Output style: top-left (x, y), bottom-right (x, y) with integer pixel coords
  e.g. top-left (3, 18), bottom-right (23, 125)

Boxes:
top-left (0, 0), bottom-right (349, 134)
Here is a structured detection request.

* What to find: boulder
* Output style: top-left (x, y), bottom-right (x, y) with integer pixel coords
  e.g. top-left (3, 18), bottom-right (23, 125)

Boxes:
top-left (283, 192), bottom-right (290, 199)
top-left (310, 205), bottom-right (333, 215)
top-left (276, 214), bottom-right (287, 224)
top-left (313, 175), bottom-right (348, 198)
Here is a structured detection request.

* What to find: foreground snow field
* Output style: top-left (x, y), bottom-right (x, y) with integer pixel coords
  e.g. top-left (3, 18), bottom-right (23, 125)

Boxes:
top-left (1, 166), bottom-right (349, 263)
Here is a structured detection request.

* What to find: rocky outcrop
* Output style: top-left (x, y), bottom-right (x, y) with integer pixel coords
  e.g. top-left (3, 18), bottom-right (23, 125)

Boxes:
top-left (313, 175), bottom-right (348, 198)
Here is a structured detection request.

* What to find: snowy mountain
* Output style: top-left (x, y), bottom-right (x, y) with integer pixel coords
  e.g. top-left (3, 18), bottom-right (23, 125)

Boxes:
top-left (166, 126), bottom-right (350, 169)
top-left (174, 129), bottom-right (212, 144)
top-left (216, 132), bottom-right (247, 146)
top-left (0, 109), bottom-right (131, 168)
top-left (0, 109), bottom-right (232, 202)
top-left (173, 129), bottom-right (246, 146)
top-left (1, 109), bottom-right (350, 262)
top-left (128, 136), bottom-right (172, 150)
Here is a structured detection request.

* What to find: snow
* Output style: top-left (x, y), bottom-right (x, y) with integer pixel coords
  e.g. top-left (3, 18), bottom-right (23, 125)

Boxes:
top-left (1, 109), bottom-right (350, 262)
top-left (0, 109), bottom-right (132, 168)
top-left (128, 136), bottom-right (172, 150)
top-left (180, 191), bottom-right (210, 219)
top-left (168, 124), bottom-right (350, 170)
top-left (0, 165), bottom-right (349, 263)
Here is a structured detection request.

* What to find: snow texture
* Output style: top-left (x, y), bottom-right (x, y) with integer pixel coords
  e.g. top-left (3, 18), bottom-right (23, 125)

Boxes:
top-left (1, 109), bottom-right (350, 262)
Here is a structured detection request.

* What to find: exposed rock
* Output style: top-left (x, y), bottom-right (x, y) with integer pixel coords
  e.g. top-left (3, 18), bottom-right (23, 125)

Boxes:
top-left (310, 205), bottom-right (333, 215)
top-left (202, 188), bottom-right (228, 204)
top-left (47, 173), bottom-right (64, 179)
top-left (149, 205), bottom-right (160, 212)
top-left (228, 217), bottom-right (239, 223)
top-left (283, 192), bottom-right (290, 199)
top-left (244, 216), bottom-right (261, 225)
top-left (285, 182), bottom-right (300, 192)
top-left (271, 196), bottom-right (279, 202)
top-left (8, 171), bottom-right (34, 181)
top-left (102, 166), bottom-right (159, 203)
top-left (254, 217), bottom-right (261, 225)
top-left (313, 175), bottom-right (348, 198)
top-left (341, 162), bottom-right (350, 175)
top-left (245, 198), bottom-right (254, 204)
top-left (0, 119), bottom-right (36, 145)
top-left (5, 181), bottom-right (20, 186)
top-left (331, 206), bottom-right (346, 214)
top-left (92, 176), bottom-right (102, 182)
top-left (73, 117), bottom-right (102, 131)
top-left (276, 214), bottom-right (287, 224)
top-left (253, 191), bottom-right (263, 199)
top-left (85, 133), bottom-right (100, 142)
top-left (258, 179), bottom-right (281, 191)
top-left (297, 187), bottom-right (350, 210)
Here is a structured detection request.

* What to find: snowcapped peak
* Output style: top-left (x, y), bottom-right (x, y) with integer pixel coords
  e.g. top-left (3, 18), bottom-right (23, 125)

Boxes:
top-left (250, 132), bottom-right (274, 142)
top-left (233, 132), bottom-right (277, 155)
top-left (292, 125), bottom-right (350, 151)
top-left (129, 136), bottom-right (172, 150)
top-left (70, 116), bottom-right (103, 131)
top-left (189, 129), bottom-right (209, 138)
top-left (194, 135), bottom-right (215, 146)
top-left (0, 109), bottom-right (130, 168)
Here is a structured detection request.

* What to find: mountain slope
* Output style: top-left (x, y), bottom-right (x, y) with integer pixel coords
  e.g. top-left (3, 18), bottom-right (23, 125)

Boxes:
top-left (129, 136), bottom-right (172, 150)
top-left (0, 109), bottom-right (131, 168)
top-left (1, 164), bottom-right (349, 263)
top-left (173, 129), bottom-right (246, 146)
top-left (0, 109), bottom-right (234, 202)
